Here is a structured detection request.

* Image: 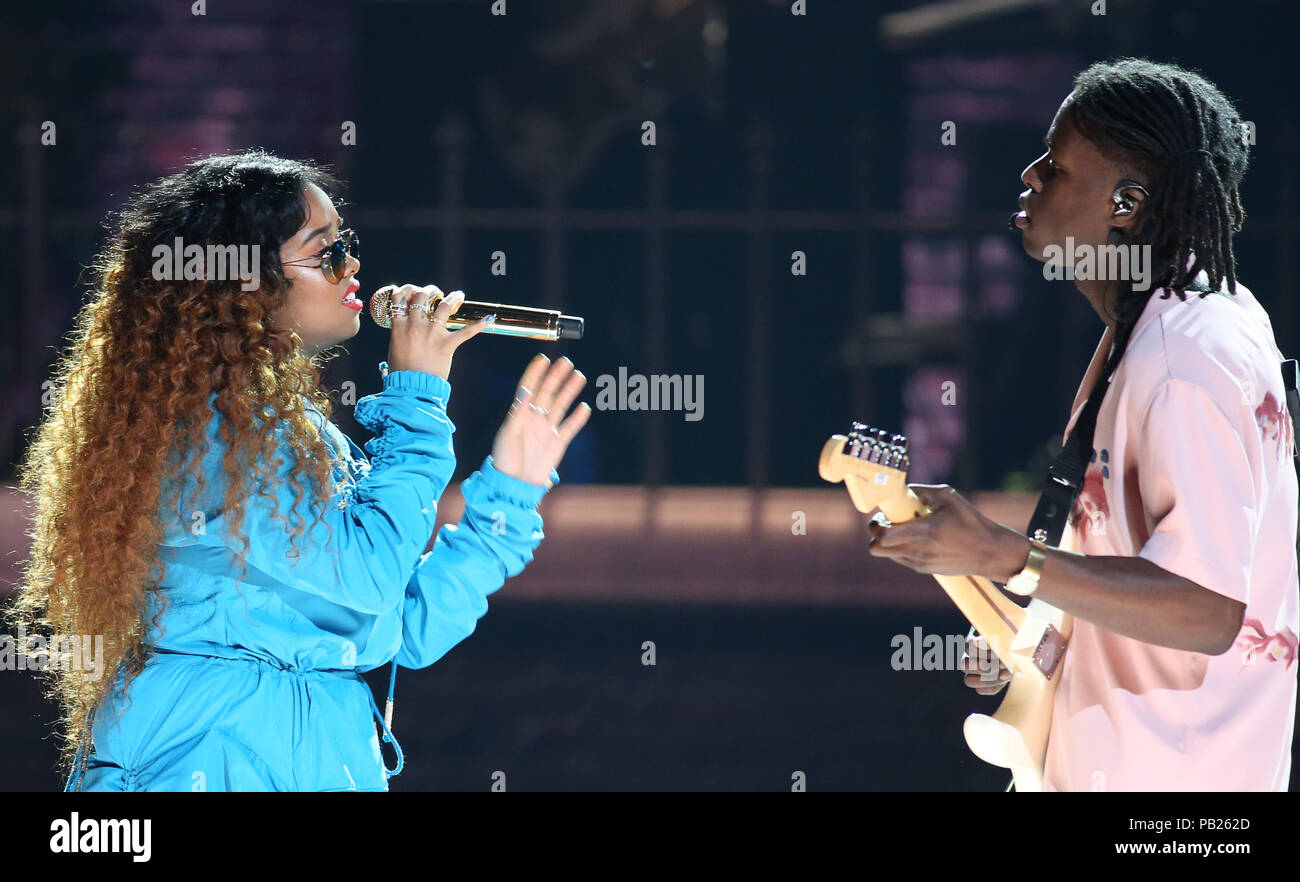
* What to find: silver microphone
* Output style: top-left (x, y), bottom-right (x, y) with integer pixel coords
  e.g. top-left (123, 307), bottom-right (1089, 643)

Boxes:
top-left (368, 285), bottom-right (584, 341)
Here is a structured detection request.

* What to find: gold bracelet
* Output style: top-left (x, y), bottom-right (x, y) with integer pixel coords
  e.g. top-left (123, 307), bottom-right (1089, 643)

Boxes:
top-left (1005, 538), bottom-right (1049, 596)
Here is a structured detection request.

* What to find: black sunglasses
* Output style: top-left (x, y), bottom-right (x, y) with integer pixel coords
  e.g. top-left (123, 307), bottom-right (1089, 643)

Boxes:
top-left (283, 228), bottom-right (359, 283)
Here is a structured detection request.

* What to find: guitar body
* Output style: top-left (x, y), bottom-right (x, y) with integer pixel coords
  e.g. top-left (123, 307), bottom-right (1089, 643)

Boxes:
top-left (962, 598), bottom-right (1072, 792)
top-left (819, 426), bottom-right (1072, 792)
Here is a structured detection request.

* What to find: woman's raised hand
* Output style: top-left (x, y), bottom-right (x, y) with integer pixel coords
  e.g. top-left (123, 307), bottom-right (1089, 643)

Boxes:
top-left (491, 355), bottom-right (591, 487)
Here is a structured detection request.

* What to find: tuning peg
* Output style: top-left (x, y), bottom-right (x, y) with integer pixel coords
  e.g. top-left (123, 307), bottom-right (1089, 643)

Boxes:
top-left (867, 428), bottom-right (888, 462)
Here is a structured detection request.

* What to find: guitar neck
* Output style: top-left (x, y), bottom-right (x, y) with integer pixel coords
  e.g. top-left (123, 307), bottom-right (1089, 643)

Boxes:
top-left (866, 480), bottom-right (1028, 662)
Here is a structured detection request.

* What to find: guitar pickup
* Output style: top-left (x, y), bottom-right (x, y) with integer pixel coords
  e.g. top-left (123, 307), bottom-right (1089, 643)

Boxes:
top-left (1033, 625), bottom-right (1067, 679)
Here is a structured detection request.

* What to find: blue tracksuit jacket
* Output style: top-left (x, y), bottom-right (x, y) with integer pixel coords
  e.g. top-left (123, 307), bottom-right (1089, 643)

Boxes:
top-left (65, 367), bottom-right (555, 791)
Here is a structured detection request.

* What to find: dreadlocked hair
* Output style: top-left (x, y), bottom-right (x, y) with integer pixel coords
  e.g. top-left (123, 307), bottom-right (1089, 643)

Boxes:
top-left (1066, 57), bottom-right (1250, 327)
top-left (4, 149), bottom-right (350, 781)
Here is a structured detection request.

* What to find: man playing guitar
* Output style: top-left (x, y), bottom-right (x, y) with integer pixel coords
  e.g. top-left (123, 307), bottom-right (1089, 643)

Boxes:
top-left (866, 59), bottom-right (1298, 791)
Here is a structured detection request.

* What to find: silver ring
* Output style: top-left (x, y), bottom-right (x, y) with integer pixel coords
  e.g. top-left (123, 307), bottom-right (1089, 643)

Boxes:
top-left (391, 303), bottom-right (409, 317)
top-left (409, 303), bottom-right (429, 313)
top-left (528, 402), bottom-right (550, 416)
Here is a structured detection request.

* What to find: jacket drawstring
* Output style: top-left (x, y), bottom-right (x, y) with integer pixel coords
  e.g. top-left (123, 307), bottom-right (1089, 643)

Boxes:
top-left (364, 660), bottom-right (404, 779)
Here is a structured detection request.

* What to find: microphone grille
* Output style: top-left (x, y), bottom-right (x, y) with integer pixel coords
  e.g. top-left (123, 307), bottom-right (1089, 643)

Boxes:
top-left (369, 285), bottom-right (398, 328)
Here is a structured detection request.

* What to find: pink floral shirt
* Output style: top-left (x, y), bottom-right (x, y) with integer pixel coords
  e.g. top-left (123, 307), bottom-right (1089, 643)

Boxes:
top-left (1044, 263), bottom-right (1299, 792)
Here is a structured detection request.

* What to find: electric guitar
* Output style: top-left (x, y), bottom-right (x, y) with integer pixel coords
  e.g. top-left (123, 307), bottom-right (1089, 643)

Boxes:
top-left (819, 422), bottom-right (1072, 792)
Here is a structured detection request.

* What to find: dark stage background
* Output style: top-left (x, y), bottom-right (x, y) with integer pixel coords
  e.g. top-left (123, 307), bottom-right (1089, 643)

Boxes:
top-left (1, 0), bottom-right (1296, 791)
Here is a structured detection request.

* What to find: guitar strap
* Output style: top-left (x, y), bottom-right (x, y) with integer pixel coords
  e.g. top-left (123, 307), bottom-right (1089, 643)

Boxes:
top-left (1027, 278), bottom-right (1300, 548)
top-left (1283, 359), bottom-right (1300, 461)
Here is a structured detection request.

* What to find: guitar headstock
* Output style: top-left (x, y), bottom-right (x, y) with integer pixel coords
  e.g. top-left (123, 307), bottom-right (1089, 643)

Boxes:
top-left (819, 422), bottom-right (911, 515)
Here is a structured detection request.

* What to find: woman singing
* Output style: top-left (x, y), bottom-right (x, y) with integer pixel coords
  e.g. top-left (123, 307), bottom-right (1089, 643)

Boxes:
top-left (6, 150), bottom-right (590, 791)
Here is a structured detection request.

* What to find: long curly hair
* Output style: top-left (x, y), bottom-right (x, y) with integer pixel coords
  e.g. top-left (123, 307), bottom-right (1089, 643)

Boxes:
top-left (5, 149), bottom-right (350, 780)
top-left (1065, 57), bottom-right (1251, 325)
